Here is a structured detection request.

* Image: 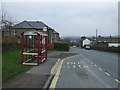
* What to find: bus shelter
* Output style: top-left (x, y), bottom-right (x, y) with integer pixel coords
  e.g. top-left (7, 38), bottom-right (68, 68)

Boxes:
top-left (21, 31), bottom-right (48, 65)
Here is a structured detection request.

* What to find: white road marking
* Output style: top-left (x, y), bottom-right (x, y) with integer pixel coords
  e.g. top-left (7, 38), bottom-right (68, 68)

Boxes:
top-left (73, 65), bottom-right (76, 68)
top-left (78, 65), bottom-right (81, 68)
top-left (67, 67), bottom-right (70, 68)
top-left (115, 79), bottom-right (120, 84)
top-left (94, 64), bottom-right (97, 67)
top-left (78, 62), bottom-right (80, 64)
top-left (67, 62), bottom-right (69, 64)
top-left (71, 62), bottom-right (73, 64)
top-left (74, 62), bottom-right (76, 64)
top-left (105, 72), bottom-right (110, 76)
top-left (91, 62), bottom-right (93, 64)
top-left (98, 68), bottom-right (102, 71)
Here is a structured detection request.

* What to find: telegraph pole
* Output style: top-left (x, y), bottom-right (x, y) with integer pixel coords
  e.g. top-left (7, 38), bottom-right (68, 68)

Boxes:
top-left (96, 29), bottom-right (98, 43)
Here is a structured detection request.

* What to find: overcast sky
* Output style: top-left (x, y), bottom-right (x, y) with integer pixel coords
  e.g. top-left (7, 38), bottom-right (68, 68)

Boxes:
top-left (2, 1), bottom-right (118, 37)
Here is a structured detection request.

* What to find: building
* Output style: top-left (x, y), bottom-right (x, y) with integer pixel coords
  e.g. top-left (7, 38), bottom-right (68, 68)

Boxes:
top-left (82, 38), bottom-right (91, 47)
top-left (52, 30), bottom-right (60, 42)
top-left (90, 37), bottom-right (120, 47)
top-left (12, 20), bottom-right (54, 43)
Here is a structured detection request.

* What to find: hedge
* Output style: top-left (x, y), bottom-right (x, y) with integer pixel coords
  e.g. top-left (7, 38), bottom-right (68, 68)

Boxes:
top-left (54, 42), bottom-right (69, 51)
top-left (91, 46), bottom-right (120, 53)
top-left (2, 36), bottom-right (21, 53)
top-left (2, 43), bottom-right (21, 53)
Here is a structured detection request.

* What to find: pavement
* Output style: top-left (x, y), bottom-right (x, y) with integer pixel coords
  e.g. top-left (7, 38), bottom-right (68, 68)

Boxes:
top-left (2, 51), bottom-right (76, 90)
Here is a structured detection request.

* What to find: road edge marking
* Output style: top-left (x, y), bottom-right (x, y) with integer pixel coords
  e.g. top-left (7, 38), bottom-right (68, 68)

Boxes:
top-left (104, 72), bottom-right (110, 76)
top-left (115, 79), bottom-right (120, 84)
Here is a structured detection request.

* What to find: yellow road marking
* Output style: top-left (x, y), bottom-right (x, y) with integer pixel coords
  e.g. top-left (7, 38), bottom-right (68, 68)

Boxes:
top-left (49, 55), bottom-right (77, 89)
top-left (49, 60), bottom-right (63, 89)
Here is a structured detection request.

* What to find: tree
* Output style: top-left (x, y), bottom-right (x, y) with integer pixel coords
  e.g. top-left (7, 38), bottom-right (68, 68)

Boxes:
top-left (1, 2), bottom-right (15, 36)
top-left (110, 35), bottom-right (112, 38)
top-left (81, 36), bottom-right (86, 39)
top-left (98, 35), bottom-right (101, 38)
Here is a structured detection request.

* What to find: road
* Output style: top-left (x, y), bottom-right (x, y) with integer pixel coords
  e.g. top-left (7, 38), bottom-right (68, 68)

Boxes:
top-left (50, 47), bottom-right (119, 88)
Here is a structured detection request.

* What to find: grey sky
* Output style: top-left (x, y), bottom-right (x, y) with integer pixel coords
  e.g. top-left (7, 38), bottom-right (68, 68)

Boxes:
top-left (3, 2), bottom-right (118, 37)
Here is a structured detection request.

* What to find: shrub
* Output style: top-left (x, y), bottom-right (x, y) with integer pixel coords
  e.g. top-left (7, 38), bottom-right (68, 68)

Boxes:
top-left (2, 36), bottom-right (21, 53)
top-left (2, 43), bottom-right (21, 53)
top-left (54, 42), bottom-right (69, 51)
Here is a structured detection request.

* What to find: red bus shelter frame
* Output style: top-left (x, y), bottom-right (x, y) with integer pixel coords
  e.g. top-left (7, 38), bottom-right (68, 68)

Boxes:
top-left (21, 31), bottom-right (48, 65)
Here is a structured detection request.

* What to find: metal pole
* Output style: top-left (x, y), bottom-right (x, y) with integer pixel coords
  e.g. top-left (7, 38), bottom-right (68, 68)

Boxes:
top-left (37, 34), bottom-right (40, 65)
top-left (45, 36), bottom-right (48, 59)
top-left (21, 32), bottom-right (24, 64)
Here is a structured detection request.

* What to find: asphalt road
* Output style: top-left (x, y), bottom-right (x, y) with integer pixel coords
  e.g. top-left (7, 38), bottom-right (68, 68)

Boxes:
top-left (52, 47), bottom-right (119, 88)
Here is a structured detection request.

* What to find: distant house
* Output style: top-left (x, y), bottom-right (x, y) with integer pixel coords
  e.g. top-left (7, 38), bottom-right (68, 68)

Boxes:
top-left (79, 38), bottom-right (91, 48)
top-left (12, 20), bottom-right (54, 43)
top-left (53, 30), bottom-right (60, 42)
top-left (90, 37), bottom-right (120, 47)
top-left (82, 38), bottom-right (91, 47)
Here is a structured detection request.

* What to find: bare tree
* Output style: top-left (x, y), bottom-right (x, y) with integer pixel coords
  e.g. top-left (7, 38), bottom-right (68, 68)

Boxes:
top-left (1, 2), bottom-right (15, 36)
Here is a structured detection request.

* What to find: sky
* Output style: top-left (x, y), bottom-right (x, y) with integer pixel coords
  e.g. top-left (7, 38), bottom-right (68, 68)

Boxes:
top-left (1, 0), bottom-right (118, 37)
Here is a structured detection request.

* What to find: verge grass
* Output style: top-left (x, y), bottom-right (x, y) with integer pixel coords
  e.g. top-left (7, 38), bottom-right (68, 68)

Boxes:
top-left (2, 49), bottom-right (57, 82)
top-left (2, 50), bottom-right (32, 82)
top-left (48, 49), bottom-right (57, 53)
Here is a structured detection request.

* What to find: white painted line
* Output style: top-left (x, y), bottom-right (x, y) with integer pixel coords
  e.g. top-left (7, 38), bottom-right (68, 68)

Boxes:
top-left (71, 62), bottom-right (73, 64)
top-left (78, 62), bottom-right (80, 64)
top-left (78, 65), bottom-right (81, 68)
top-left (73, 65), bottom-right (76, 68)
top-left (74, 62), bottom-right (76, 64)
top-left (115, 79), bottom-right (120, 84)
top-left (67, 62), bottom-right (69, 64)
top-left (98, 68), bottom-right (102, 71)
top-left (105, 72), bottom-right (110, 76)
top-left (94, 64), bottom-right (97, 67)
top-left (91, 62), bottom-right (93, 64)
top-left (67, 67), bottom-right (70, 68)
top-left (66, 55), bottom-right (77, 60)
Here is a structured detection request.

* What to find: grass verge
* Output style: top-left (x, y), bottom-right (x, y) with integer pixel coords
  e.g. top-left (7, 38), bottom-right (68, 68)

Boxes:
top-left (48, 49), bottom-right (57, 53)
top-left (2, 50), bottom-right (32, 82)
top-left (2, 49), bottom-right (57, 83)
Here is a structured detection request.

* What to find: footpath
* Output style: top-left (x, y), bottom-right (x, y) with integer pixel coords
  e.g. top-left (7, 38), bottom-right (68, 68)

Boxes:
top-left (2, 51), bottom-right (76, 90)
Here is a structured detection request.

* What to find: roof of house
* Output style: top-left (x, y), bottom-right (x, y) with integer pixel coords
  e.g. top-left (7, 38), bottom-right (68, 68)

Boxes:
top-left (13, 20), bottom-right (52, 30)
top-left (53, 30), bottom-right (59, 34)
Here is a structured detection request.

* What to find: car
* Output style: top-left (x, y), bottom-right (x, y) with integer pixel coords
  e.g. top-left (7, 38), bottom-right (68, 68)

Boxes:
top-left (73, 46), bottom-right (76, 47)
top-left (85, 46), bottom-right (90, 50)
